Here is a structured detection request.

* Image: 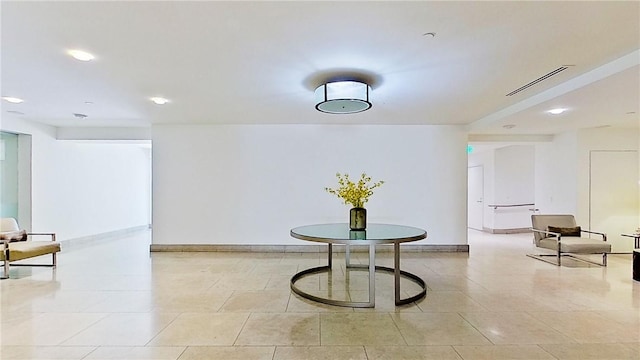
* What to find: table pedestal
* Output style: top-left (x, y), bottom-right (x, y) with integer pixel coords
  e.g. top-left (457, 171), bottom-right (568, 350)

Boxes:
top-left (289, 223), bottom-right (428, 308)
top-left (290, 242), bottom-right (426, 308)
top-left (633, 250), bottom-right (640, 282)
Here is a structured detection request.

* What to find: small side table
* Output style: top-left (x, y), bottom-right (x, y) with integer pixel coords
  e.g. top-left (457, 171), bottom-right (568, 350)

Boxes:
top-left (633, 250), bottom-right (640, 282)
top-left (621, 233), bottom-right (640, 249)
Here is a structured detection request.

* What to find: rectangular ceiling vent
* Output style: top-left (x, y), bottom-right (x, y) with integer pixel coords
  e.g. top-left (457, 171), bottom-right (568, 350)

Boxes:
top-left (506, 66), bottom-right (570, 96)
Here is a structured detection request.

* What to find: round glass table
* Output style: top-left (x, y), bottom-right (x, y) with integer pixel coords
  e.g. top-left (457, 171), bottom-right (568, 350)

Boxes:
top-left (290, 223), bottom-right (427, 308)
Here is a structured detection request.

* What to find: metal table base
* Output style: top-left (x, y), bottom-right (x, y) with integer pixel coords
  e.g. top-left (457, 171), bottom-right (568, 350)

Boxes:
top-left (290, 242), bottom-right (427, 308)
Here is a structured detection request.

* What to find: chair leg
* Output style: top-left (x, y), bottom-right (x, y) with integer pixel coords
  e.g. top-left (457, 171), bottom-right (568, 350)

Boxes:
top-left (557, 249), bottom-right (561, 266)
top-left (1, 243), bottom-right (8, 279)
top-left (2, 260), bottom-right (9, 279)
top-left (53, 252), bottom-right (57, 267)
top-left (528, 252), bottom-right (609, 267)
top-left (562, 253), bottom-right (607, 267)
top-left (526, 254), bottom-right (562, 266)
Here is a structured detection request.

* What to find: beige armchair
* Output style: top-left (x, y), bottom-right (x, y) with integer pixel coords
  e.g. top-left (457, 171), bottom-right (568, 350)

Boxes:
top-left (0, 218), bottom-right (60, 279)
top-left (528, 214), bottom-right (610, 266)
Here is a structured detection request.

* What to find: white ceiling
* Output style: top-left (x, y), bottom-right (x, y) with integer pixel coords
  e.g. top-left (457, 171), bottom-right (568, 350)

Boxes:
top-left (1, 1), bottom-right (638, 137)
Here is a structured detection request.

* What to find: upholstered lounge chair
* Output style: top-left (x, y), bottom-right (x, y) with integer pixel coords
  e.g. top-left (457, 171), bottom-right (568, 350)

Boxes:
top-left (0, 218), bottom-right (60, 278)
top-left (528, 214), bottom-right (610, 266)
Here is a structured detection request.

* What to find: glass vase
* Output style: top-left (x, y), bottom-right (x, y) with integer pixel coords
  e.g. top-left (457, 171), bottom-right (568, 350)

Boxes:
top-left (349, 207), bottom-right (367, 230)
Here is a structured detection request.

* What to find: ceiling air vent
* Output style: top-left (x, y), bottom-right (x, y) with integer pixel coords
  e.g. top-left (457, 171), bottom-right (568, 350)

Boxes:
top-left (506, 66), bottom-right (571, 96)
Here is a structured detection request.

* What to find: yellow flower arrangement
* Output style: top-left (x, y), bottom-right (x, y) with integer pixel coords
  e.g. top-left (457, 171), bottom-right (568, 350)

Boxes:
top-left (325, 172), bottom-right (384, 208)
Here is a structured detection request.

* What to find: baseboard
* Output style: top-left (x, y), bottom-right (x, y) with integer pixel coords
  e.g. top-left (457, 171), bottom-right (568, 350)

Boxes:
top-left (61, 225), bottom-right (150, 250)
top-left (483, 227), bottom-right (531, 234)
top-left (149, 244), bottom-right (470, 253)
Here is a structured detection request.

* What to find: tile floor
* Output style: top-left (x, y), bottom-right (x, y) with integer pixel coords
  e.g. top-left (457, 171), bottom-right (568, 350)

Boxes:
top-left (1, 230), bottom-right (638, 359)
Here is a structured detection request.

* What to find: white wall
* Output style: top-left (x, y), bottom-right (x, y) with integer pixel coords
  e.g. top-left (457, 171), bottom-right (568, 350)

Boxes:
top-left (1, 116), bottom-right (151, 240)
top-left (468, 145), bottom-right (534, 231)
top-left (536, 127), bottom-right (639, 224)
top-left (578, 127), bottom-right (639, 251)
top-left (493, 145), bottom-right (535, 229)
top-left (468, 150), bottom-right (495, 229)
top-left (152, 124), bottom-right (468, 246)
top-left (473, 127), bottom-right (639, 238)
top-left (534, 127), bottom-right (639, 251)
top-left (0, 132), bottom-right (19, 218)
top-left (494, 146), bottom-right (534, 205)
top-left (535, 132), bottom-right (579, 215)
top-left (576, 127), bottom-right (639, 226)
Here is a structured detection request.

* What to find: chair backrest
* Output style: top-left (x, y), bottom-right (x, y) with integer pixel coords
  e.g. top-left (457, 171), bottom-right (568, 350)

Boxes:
top-left (531, 214), bottom-right (577, 244)
top-left (0, 218), bottom-right (20, 232)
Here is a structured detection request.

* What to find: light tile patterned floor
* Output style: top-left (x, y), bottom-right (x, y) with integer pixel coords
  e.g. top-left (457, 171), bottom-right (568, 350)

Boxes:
top-left (1, 230), bottom-right (638, 359)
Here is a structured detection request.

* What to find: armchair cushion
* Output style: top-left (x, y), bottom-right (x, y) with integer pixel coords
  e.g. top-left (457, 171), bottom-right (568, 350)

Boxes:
top-left (547, 226), bottom-right (581, 237)
top-left (7, 241), bottom-right (61, 262)
top-left (0, 218), bottom-right (20, 232)
top-left (539, 237), bottom-right (611, 253)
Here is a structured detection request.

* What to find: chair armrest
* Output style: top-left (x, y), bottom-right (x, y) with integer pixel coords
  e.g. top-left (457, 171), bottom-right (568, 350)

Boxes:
top-left (26, 233), bottom-right (56, 242)
top-left (580, 230), bottom-right (607, 241)
top-left (531, 228), bottom-right (561, 239)
top-left (0, 230), bottom-right (28, 242)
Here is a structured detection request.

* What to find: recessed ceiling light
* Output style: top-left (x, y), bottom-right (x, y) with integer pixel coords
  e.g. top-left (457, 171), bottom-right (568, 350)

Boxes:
top-left (547, 108), bottom-right (567, 115)
top-left (2, 96), bottom-right (24, 104)
top-left (150, 97), bottom-right (169, 105)
top-left (68, 49), bottom-right (95, 61)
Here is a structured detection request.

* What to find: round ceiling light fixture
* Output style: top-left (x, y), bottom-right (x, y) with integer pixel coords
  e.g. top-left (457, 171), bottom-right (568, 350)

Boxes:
top-left (314, 80), bottom-right (371, 114)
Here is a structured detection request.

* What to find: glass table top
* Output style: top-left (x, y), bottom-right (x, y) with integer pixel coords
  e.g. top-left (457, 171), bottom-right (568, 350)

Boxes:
top-left (290, 223), bottom-right (426, 244)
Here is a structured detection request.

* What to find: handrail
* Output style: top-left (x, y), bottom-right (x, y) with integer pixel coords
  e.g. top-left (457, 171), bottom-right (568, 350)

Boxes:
top-left (487, 203), bottom-right (535, 210)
